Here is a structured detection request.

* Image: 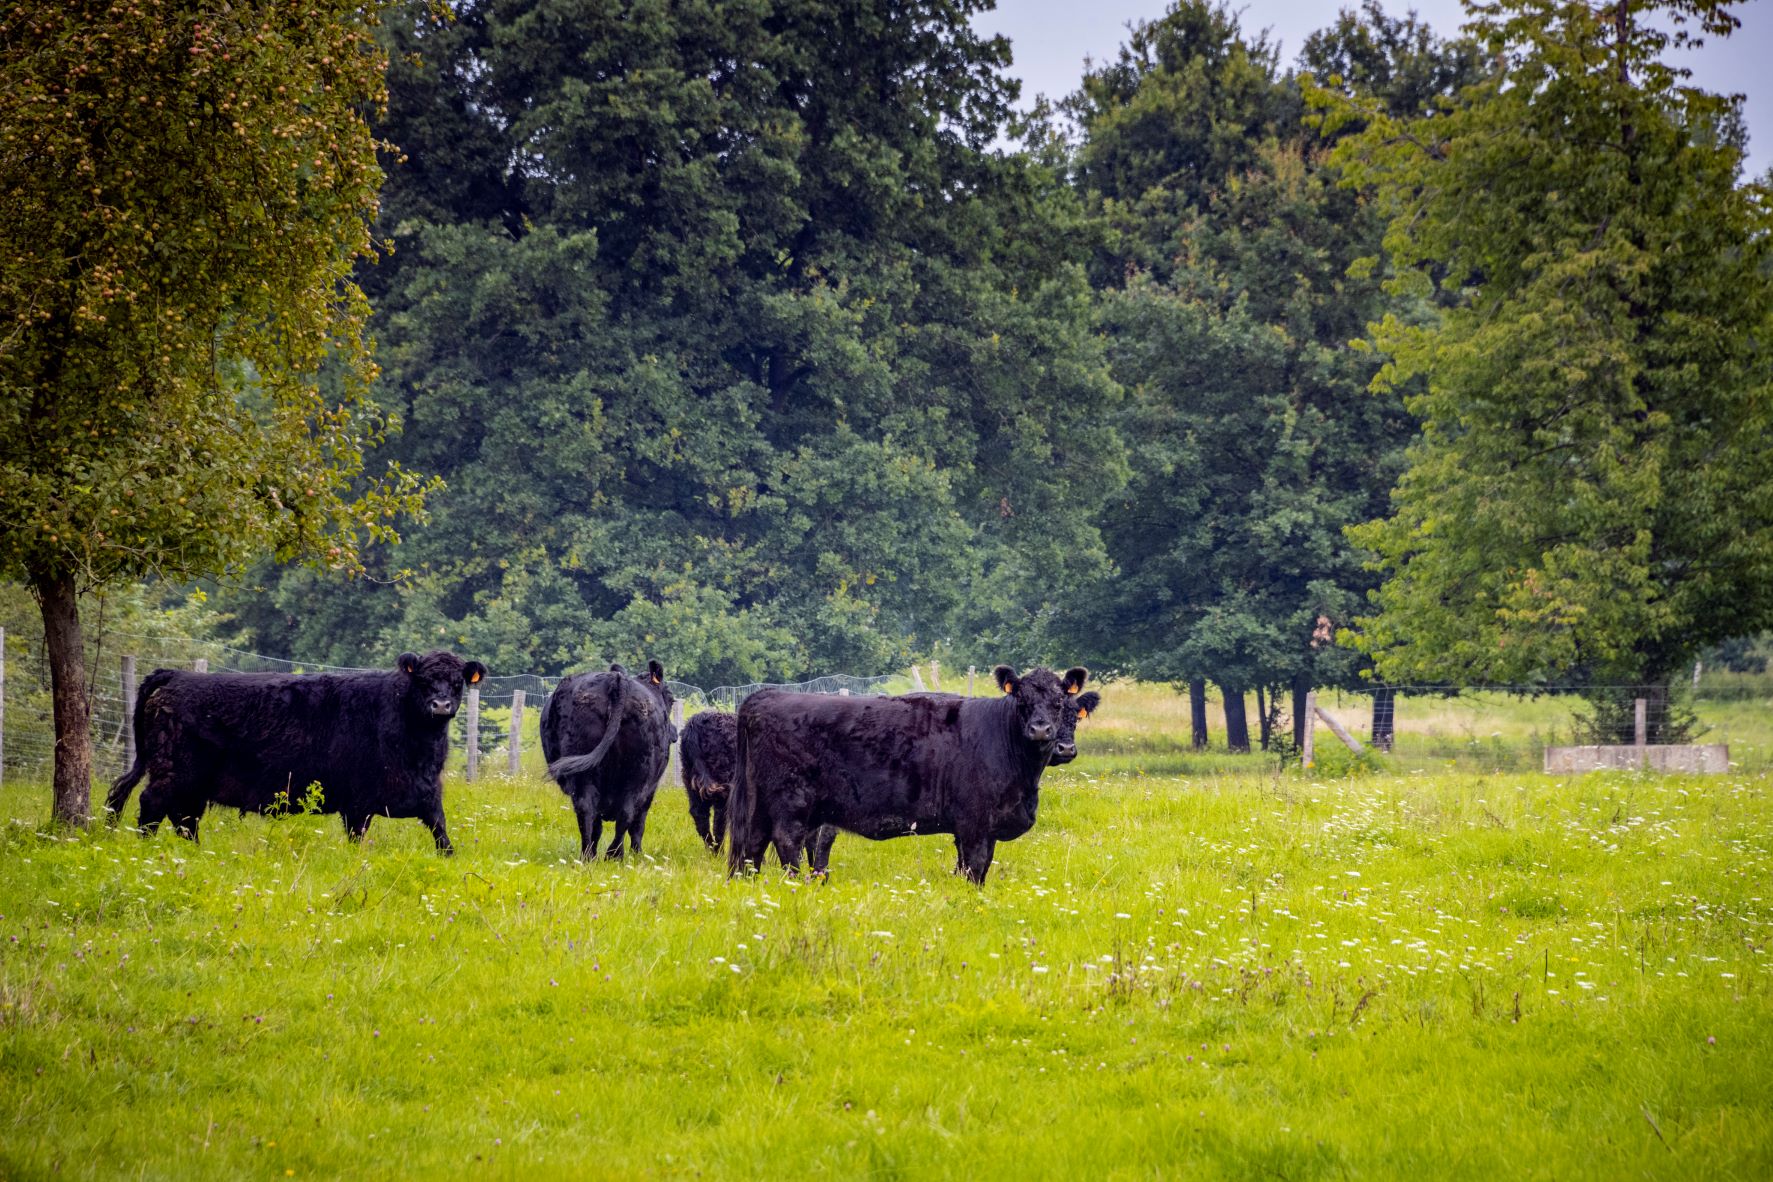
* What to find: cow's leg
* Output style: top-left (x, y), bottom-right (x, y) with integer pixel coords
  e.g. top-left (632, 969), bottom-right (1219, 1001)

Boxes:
top-left (421, 803), bottom-right (454, 856)
top-left (136, 780), bottom-right (171, 837)
top-left (603, 817), bottom-right (629, 861)
top-left (343, 811), bottom-right (374, 842)
top-left (710, 799), bottom-right (728, 853)
top-left (171, 801), bottom-right (205, 843)
top-left (625, 812), bottom-right (647, 858)
top-left (806, 824), bottom-right (837, 878)
top-left (955, 834), bottom-right (997, 884)
top-left (571, 789), bottom-right (604, 861)
top-left (769, 815), bottom-right (810, 876)
top-left (688, 795), bottom-right (716, 851)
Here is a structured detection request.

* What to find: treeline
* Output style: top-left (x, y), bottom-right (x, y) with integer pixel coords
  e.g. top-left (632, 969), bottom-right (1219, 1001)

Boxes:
top-left (212, 0), bottom-right (1770, 742)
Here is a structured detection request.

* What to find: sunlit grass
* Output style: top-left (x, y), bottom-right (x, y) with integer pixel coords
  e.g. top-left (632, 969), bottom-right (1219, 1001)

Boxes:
top-left (3, 751), bottom-right (1770, 1178)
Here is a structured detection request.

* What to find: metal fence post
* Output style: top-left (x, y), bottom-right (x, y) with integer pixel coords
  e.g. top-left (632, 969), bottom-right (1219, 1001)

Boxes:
top-left (508, 688), bottom-right (525, 777)
top-left (465, 686), bottom-right (480, 781)
top-left (122, 654), bottom-right (137, 772)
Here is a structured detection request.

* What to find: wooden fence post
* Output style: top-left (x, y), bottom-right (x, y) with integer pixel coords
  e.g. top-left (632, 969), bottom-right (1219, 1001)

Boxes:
top-left (508, 688), bottom-right (525, 777)
top-left (1314, 703), bottom-right (1366, 755)
top-left (1635, 697), bottom-right (1647, 769)
top-left (0, 627), bottom-right (6, 788)
top-left (909, 666), bottom-right (926, 691)
top-left (121, 655), bottom-right (137, 772)
top-left (465, 687), bottom-right (480, 781)
top-left (193, 658), bottom-right (207, 673)
top-left (930, 660), bottom-right (940, 690)
top-left (1302, 690), bottom-right (1315, 769)
top-left (967, 665), bottom-right (976, 697)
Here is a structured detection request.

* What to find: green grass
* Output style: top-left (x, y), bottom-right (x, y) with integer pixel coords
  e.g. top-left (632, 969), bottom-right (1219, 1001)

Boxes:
top-left (3, 752), bottom-right (1771, 1178)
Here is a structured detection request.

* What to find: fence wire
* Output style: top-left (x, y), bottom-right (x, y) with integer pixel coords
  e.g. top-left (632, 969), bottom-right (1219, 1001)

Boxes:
top-left (0, 629), bottom-right (894, 784)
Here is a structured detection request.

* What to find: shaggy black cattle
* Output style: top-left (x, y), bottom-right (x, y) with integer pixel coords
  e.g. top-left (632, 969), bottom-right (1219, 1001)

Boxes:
top-left (105, 651), bottom-right (487, 850)
top-left (800, 682), bottom-right (1101, 876)
top-left (541, 660), bottom-right (674, 860)
top-left (679, 709), bottom-right (738, 852)
top-left (728, 665), bottom-right (1090, 884)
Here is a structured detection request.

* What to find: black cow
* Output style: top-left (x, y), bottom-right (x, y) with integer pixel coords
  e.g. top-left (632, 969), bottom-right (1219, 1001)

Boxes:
top-left (800, 683), bottom-right (1101, 876)
top-left (105, 651), bottom-right (487, 851)
top-left (728, 665), bottom-right (1089, 884)
top-left (679, 709), bottom-right (738, 852)
top-left (541, 660), bottom-right (674, 861)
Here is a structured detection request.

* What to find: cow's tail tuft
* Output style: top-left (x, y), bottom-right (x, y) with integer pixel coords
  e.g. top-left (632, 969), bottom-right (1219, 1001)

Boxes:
top-left (106, 668), bottom-right (175, 823)
top-left (546, 669), bottom-right (628, 782)
top-left (726, 707), bottom-right (760, 876)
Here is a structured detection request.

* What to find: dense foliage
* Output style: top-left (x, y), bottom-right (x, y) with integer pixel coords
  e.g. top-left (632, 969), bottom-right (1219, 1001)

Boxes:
top-left (227, 0), bottom-right (1123, 683)
top-left (1322, 1), bottom-right (1773, 716)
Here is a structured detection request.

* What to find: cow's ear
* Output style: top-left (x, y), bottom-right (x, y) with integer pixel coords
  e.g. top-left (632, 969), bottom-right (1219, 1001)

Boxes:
top-left (464, 661), bottom-right (487, 686)
top-left (992, 664), bottom-right (1017, 694)
top-left (609, 662), bottom-right (627, 675)
top-left (1061, 666), bottom-right (1089, 695)
top-left (398, 652), bottom-right (420, 676)
top-left (648, 658), bottom-right (665, 686)
top-left (1075, 691), bottom-right (1100, 720)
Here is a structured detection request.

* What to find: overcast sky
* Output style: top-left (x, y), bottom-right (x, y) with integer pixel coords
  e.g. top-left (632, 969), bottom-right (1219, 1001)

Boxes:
top-left (973, 0), bottom-right (1772, 180)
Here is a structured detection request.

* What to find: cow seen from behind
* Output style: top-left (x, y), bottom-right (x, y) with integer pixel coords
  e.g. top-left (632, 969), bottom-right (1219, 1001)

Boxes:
top-left (542, 660), bottom-right (674, 860)
top-left (678, 709), bottom-right (737, 852)
top-left (105, 651), bottom-right (487, 851)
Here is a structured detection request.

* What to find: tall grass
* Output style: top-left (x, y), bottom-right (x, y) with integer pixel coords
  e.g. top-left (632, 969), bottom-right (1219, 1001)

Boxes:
top-left (3, 745), bottom-right (1770, 1178)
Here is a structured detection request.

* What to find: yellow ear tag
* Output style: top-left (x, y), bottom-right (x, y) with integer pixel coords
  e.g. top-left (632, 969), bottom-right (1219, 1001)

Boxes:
top-left (651, 675), bottom-right (661, 685)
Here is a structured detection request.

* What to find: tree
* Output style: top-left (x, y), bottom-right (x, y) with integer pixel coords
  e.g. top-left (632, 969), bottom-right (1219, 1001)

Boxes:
top-left (228, 0), bottom-right (1124, 683)
top-left (1322, 1), bottom-right (1773, 731)
top-left (1059, 1), bottom-right (1478, 748)
top-left (0, 1), bottom-right (429, 824)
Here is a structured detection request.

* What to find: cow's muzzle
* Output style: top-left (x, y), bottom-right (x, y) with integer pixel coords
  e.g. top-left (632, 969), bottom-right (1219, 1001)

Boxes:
top-left (1051, 741), bottom-right (1077, 764)
top-left (1027, 721), bottom-right (1055, 742)
top-left (429, 699), bottom-right (458, 717)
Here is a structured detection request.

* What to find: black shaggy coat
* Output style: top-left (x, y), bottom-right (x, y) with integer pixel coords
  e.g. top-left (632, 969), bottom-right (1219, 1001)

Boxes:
top-left (801, 683), bottom-right (1101, 876)
top-left (729, 665), bottom-right (1088, 884)
top-left (541, 660), bottom-right (674, 860)
top-left (105, 651), bottom-right (487, 850)
top-left (679, 710), bottom-right (738, 852)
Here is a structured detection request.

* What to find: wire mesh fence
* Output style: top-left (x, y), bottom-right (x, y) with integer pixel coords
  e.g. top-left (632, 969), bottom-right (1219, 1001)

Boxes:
top-left (0, 628), bottom-right (897, 787)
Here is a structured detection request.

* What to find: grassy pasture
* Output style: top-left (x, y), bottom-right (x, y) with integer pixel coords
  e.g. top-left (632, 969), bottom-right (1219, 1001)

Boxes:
top-left (2, 694), bottom-right (1771, 1178)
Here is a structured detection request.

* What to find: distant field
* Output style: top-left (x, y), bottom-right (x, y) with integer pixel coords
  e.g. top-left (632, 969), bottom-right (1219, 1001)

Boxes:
top-left (3, 729), bottom-right (1770, 1178)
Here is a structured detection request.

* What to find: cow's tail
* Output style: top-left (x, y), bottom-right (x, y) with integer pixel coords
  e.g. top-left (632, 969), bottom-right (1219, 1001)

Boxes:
top-left (106, 668), bottom-right (176, 823)
top-left (726, 708), bottom-right (760, 876)
top-left (546, 666), bottom-right (628, 782)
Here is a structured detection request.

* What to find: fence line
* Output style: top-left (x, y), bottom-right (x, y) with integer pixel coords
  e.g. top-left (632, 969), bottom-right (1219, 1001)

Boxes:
top-left (0, 631), bottom-right (896, 785)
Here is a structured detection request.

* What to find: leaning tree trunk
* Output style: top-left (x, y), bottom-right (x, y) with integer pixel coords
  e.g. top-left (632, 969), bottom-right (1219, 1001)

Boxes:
top-left (1370, 687), bottom-right (1396, 752)
top-left (1221, 685), bottom-right (1251, 754)
top-left (1255, 685), bottom-right (1272, 750)
top-left (1188, 679), bottom-right (1209, 751)
top-left (34, 568), bottom-right (92, 828)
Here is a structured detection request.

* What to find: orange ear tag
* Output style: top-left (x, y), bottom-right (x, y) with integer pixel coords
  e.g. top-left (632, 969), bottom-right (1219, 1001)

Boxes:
top-left (1077, 707), bottom-right (1089, 720)
top-left (1067, 685), bottom-right (1079, 695)
top-left (468, 670), bottom-right (481, 684)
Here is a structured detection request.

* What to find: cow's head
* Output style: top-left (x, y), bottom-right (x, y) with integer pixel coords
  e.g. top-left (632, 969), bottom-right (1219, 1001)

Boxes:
top-left (399, 651), bottom-right (487, 719)
top-left (995, 664), bottom-right (1085, 751)
top-left (1051, 688), bottom-right (1102, 765)
top-left (632, 658), bottom-right (674, 720)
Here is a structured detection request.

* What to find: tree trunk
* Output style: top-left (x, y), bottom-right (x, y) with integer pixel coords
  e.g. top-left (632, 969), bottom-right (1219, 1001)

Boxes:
top-left (1255, 684), bottom-right (1271, 750)
top-left (1188, 679), bottom-right (1209, 751)
top-left (1370, 687), bottom-right (1396, 752)
top-left (1222, 685), bottom-right (1250, 754)
top-left (35, 569), bottom-right (92, 828)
